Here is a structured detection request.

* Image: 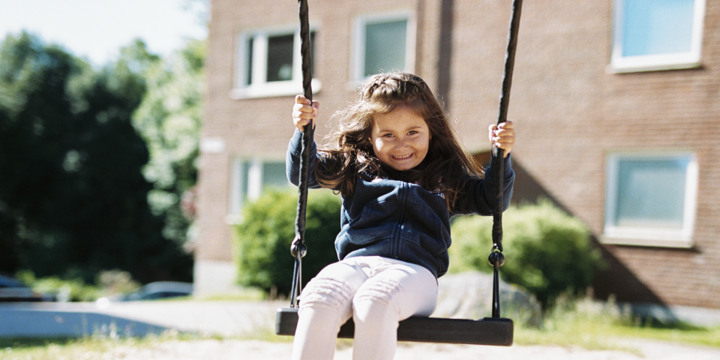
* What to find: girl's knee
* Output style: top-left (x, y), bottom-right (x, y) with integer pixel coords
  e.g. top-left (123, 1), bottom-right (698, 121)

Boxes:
top-left (353, 278), bottom-right (402, 321)
top-left (354, 277), bottom-right (400, 304)
top-left (300, 276), bottom-right (354, 311)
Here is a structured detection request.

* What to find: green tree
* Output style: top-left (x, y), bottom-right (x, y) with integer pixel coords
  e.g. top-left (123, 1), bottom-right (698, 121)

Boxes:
top-left (0, 32), bottom-right (192, 282)
top-left (0, 32), bottom-right (86, 275)
top-left (131, 39), bottom-right (205, 248)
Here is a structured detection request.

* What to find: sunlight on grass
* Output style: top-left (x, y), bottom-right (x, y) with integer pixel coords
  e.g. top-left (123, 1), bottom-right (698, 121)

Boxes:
top-left (193, 287), bottom-right (267, 302)
top-left (1, 336), bottom-right (150, 360)
top-left (515, 312), bottom-right (639, 353)
top-left (238, 327), bottom-right (294, 343)
top-left (0, 331), bottom-right (209, 360)
top-left (610, 324), bottom-right (720, 348)
top-left (513, 296), bottom-right (720, 350)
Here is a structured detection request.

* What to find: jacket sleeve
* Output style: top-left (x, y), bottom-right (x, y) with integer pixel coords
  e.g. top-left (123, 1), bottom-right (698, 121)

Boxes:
top-left (286, 129), bottom-right (322, 189)
top-left (452, 155), bottom-right (515, 216)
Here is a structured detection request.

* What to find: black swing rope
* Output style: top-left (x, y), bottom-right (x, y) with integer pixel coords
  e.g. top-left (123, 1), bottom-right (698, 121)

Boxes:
top-left (277, 0), bottom-right (523, 346)
top-left (288, 0), bottom-right (314, 309)
top-left (491, 0), bottom-right (523, 320)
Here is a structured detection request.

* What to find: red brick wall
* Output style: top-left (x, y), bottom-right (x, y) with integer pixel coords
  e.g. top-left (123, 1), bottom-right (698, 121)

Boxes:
top-left (481, 0), bottom-right (720, 307)
top-left (198, 0), bottom-right (422, 260)
top-left (199, 0), bottom-right (720, 308)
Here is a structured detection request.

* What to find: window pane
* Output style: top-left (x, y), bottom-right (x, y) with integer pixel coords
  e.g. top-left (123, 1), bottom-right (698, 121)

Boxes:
top-left (245, 37), bottom-right (254, 86)
top-left (309, 31), bottom-right (316, 78)
top-left (364, 19), bottom-right (407, 77)
top-left (614, 157), bottom-right (688, 228)
top-left (622, 0), bottom-right (695, 57)
top-left (262, 162), bottom-right (289, 189)
top-left (267, 34), bottom-right (294, 82)
top-left (240, 161), bottom-right (251, 201)
top-left (294, 31), bottom-right (317, 79)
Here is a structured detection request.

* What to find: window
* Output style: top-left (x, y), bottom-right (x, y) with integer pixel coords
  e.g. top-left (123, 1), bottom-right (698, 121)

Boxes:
top-left (611, 0), bottom-right (705, 72)
top-left (353, 13), bottom-right (414, 82)
top-left (228, 158), bottom-right (289, 221)
top-left (233, 29), bottom-right (320, 99)
top-left (603, 152), bottom-right (697, 247)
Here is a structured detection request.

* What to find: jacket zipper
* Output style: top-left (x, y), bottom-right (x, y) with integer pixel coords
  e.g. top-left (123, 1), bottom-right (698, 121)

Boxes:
top-left (393, 182), bottom-right (409, 258)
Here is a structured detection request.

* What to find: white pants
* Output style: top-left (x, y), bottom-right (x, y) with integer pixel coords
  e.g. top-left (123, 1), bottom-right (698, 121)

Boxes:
top-left (291, 256), bottom-right (438, 360)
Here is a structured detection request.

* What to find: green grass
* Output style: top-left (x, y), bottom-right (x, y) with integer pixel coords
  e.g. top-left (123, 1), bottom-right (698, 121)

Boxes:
top-left (0, 333), bottom-right (178, 360)
top-left (0, 331), bottom-right (223, 359)
top-left (605, 323), bottom-right (720, 348)
top-left (512, 297), bottom-right (720, 350)
top-left (194, 287), bottom-right (267, 302)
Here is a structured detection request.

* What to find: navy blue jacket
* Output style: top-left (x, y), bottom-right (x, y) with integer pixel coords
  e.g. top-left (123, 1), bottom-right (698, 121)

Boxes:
top-left (286, 130), bottom-right (515, 278)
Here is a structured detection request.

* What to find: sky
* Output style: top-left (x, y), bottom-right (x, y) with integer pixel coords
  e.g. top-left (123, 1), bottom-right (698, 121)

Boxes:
top-left (0, 0), bottom-right (207, 66)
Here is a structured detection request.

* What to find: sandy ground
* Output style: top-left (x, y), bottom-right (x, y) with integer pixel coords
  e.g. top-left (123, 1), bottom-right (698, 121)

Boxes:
top-left (71, 338), bottom-right (720, 360)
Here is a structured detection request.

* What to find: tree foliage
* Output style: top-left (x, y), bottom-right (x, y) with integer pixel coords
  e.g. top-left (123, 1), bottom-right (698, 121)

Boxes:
top-left (132, 39), bottom-right (205, 246)
top-left (0, 32), bottom-right (192, 282)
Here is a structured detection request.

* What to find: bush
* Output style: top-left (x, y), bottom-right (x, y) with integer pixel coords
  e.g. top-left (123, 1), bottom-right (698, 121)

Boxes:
top-left (449, 198), bottom-right (605, 310)
top-left (96, 269), bottom-right (141, 295)
top-left (16, 270), bottom-right (103, 302)
top-left (233, 188), bottom-right (341, 297)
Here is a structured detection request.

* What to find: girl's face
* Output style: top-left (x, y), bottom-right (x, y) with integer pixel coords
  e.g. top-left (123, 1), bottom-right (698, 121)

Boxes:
top-left (370, 106), bottom-right (431, 171)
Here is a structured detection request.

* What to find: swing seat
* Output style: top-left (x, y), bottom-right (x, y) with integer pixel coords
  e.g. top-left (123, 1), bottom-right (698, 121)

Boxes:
top-left (275, 307), bottom-right (513, 346)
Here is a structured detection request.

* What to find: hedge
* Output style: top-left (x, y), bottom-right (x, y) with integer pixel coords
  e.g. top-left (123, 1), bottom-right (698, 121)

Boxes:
top-left (449, 198), bottom-right (605, 309)
top-left (233, 188), bottom-right (341, 297)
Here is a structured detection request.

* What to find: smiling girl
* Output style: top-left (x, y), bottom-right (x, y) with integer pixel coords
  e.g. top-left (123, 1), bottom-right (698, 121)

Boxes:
top-left (287, 72), bottom-right (515, 360)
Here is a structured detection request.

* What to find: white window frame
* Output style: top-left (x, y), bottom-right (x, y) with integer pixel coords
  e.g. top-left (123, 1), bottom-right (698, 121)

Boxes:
top-left (610, 0), bottom-right (706, 73)
top-left (232, 26), bottom-right (321, 99)
top-left (228, 158), bottom-right (289, 223)
top-left (602, 151), bottom-right (698, 248)
top-left (351, 11), bottom-right (415, 85)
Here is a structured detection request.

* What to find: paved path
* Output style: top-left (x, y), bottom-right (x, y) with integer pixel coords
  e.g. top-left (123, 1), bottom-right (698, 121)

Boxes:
top-left (0, 300), bottom-right (283, 337)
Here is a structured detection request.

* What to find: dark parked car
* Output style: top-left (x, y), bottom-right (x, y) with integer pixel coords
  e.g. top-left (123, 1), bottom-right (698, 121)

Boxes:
top-left (0, 275), bottom-right (49, 302)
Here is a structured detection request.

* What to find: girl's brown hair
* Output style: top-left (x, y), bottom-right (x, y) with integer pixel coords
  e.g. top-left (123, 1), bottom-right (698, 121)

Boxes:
top-left (315, 72), bottom-right (483, 210)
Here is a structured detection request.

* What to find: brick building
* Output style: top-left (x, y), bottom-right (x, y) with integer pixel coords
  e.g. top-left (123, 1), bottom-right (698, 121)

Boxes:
top-left (196, 0), bottom-right (720, 314)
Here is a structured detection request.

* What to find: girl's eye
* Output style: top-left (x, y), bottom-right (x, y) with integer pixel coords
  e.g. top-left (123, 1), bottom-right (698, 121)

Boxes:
top-left (408, 130), bottom-right (418, 135)
top-left (382, 133), bottom-right (394, 138)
